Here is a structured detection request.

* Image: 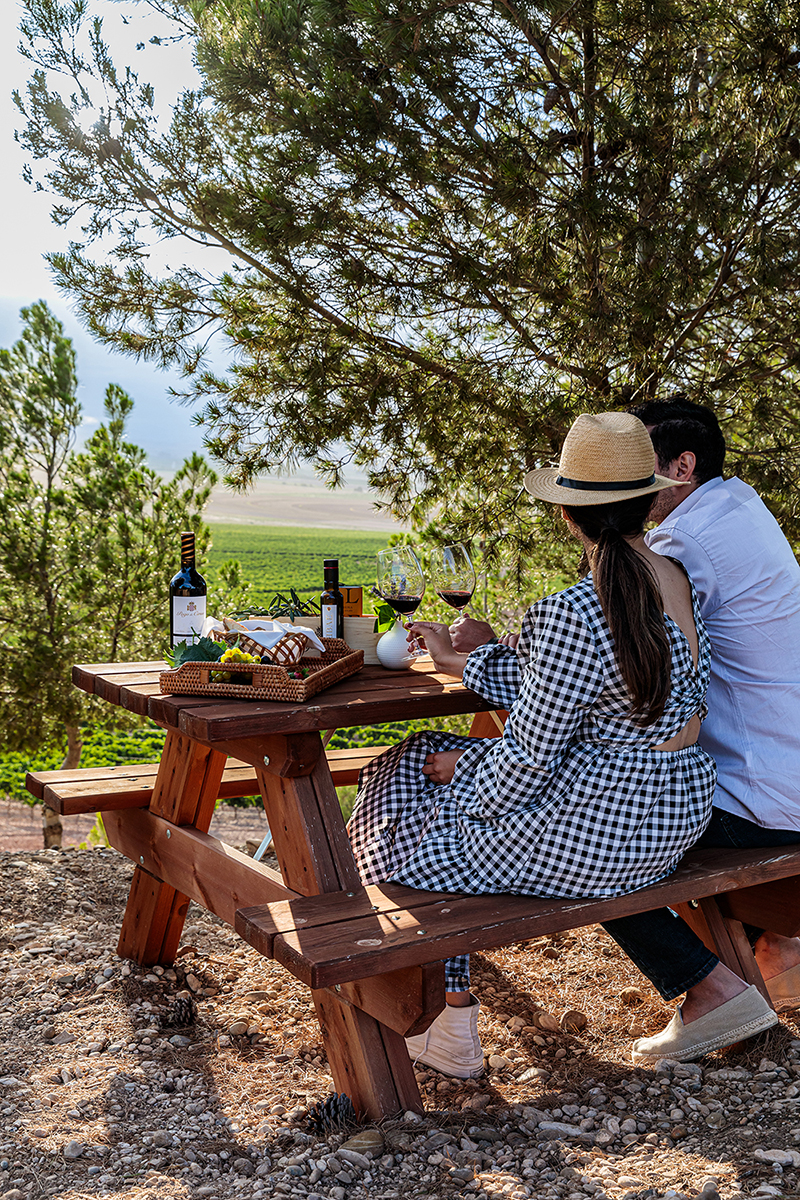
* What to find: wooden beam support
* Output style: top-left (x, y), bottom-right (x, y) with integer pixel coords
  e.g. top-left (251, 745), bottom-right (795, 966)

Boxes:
top-left (247, 733), bottom-right (424, 1117)
top-left (116, 865), bottom-right (189, 966)
top-left (255, 752), bottom-right (362, 897)
top-left (673, 901), bottom-right (716, 954)
top-left (698, 896), bottom-right (772, 1004)
top-left (106, 808), bottom-right (298, 928)
top-left (150, 731), bottom-right (227, 826)
top-left (327, 962), bottom-right (445, 1038)
top-left (467, 709), bottom-right (508, 738)
top-left (214, 734), bottom-right (323, 778)
top-left (115, 732), bottom-right (255, 964)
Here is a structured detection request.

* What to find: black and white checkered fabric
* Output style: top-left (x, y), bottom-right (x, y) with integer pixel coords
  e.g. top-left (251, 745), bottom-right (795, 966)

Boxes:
top-left (348, 577), bottom-right (715, 990)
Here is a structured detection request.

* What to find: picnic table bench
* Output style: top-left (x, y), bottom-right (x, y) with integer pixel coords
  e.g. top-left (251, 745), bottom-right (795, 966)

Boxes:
top-left (25, 746), bottom-right (397, 814)
top-left (28, 657), bottom-right (800, 1120)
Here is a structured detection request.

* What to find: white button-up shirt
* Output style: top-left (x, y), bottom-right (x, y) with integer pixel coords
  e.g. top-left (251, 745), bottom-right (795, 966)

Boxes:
top-left (647, 475), bottom-right (800, 830)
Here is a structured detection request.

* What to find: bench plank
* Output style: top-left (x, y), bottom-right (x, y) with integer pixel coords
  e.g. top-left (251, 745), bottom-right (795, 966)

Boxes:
top-left (235, 846), bottom-right (800, 989)
top-left (25, 747), bottom-right (393, 815)
top-left (25, 762), bottom-right (162, 804)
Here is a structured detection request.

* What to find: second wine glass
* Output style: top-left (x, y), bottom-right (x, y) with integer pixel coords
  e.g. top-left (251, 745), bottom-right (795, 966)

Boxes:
top-left (430, 543), bottom-right (476, 616)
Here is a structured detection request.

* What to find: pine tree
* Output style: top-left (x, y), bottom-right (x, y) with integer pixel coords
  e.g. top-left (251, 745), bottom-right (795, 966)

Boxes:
top-left (15, 0), bottom-right (800, 559)
top-left (0, 301), bottom-right (243, 845)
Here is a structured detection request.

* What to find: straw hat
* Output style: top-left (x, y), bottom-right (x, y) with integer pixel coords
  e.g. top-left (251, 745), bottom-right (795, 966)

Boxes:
top-left (523, 412), bottom-right (686, 506)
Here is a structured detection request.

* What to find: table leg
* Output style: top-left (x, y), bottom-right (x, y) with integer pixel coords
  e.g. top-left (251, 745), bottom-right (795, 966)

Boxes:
top-left (225, 732), bottom-right (426, 1120)
top-left (117, 731), bottom-right (226, 964)
top-left (313, 987), bottom-right (423, 1117)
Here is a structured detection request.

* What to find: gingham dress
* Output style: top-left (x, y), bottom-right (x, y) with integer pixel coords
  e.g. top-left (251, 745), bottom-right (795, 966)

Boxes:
top-left (348, 574), bottom-right (715, 989)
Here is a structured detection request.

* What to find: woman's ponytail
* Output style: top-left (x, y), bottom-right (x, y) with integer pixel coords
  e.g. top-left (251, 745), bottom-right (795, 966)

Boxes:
top-left (564, 496), bottom-right (671, 726)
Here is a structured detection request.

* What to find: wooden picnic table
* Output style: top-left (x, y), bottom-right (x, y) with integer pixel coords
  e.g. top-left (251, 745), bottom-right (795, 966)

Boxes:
top-left (72, 656), bottom-right (497, 1119)
top-left (66, 658), bottom-right (800, 1120)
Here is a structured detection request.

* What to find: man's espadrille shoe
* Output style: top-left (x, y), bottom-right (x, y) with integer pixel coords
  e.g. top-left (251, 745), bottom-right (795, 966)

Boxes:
top-left (766, 963), bottom-right (800, 1011)
top-left (631, 985), bottom-right (778, 1065)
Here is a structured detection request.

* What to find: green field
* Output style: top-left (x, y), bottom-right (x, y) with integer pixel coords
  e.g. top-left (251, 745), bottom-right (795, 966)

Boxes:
top-left (1, 523), bottom-right (468, 806)
top-left (206, 524), bottom-right (391, 604)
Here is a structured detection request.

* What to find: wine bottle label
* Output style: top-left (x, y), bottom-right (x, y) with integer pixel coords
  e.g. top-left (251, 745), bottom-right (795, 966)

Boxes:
top-left (172, 596), bottom-right (207, 645)
top-left (321, 603), bottom-right (338, 638)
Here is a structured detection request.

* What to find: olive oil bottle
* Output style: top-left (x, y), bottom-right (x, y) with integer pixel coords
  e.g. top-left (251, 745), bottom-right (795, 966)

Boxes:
top-left (320, 558), bottom-right (344, 639)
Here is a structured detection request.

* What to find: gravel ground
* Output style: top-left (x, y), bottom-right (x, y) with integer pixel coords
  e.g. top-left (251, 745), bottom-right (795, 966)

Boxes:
top-left (2, 844), bottom-right (800, 1200)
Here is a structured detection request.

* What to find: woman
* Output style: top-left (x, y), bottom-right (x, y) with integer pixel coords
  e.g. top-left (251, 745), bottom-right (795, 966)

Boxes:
top-left (348, 412), bottom-right (777, 1077)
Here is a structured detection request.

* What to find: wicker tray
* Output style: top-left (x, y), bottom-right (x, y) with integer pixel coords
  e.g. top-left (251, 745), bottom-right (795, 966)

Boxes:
top-left (159, 638), bottom-right (364, 702)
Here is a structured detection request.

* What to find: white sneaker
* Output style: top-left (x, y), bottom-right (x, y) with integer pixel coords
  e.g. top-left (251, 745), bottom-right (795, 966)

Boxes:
top-left (405, 996), bottom-right (484, 1078)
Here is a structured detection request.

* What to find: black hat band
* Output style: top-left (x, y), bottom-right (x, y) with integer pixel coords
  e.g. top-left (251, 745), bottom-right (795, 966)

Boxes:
top-left (556, 473), bottom-right (656, 491)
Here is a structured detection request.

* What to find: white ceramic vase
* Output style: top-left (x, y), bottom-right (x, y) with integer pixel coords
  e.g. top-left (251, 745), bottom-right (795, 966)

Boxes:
top-left (376, 619), bottom-right (413, 670)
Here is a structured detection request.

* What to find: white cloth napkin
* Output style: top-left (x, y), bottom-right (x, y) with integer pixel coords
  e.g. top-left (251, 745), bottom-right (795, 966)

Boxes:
top-left (201, 615), bottom-right (326, 653)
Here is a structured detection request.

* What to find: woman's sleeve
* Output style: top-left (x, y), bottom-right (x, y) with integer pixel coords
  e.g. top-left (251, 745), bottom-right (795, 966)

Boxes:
top-left (507, 593), bottom-right (605, 770)
top-left (461, 640), bottom-right (522, 710)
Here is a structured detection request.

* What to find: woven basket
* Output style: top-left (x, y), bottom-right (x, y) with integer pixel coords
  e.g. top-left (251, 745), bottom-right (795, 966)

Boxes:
top-left (212, 627), bottom-right (307, 667)
top-left (160, 638), bottom-right (364, 702)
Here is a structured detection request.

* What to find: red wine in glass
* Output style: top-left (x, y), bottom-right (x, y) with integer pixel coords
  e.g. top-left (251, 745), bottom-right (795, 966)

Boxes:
top-left (436, 589), bottom-right (473, 612)
top-left (385, 596), bottom-right (424, 616)
top-left (431, 544), bottom-right (476, 615)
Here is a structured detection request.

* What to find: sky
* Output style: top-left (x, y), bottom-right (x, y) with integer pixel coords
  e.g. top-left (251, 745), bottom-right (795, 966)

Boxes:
top-left (0, 0), bottom-right (341, 484)
top-left (0, 0), bottom-right (220, 469)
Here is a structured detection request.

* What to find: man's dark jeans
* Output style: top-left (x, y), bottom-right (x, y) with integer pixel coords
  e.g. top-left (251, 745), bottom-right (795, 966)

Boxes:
top-left (602, 808), bottom-right (800, 1000)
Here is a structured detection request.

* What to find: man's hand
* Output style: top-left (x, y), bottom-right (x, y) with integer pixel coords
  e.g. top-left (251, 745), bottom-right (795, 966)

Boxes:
top-left (449, 616), bottom-right (497, 653)
top-left (498, 632), bottom-right (520, 650)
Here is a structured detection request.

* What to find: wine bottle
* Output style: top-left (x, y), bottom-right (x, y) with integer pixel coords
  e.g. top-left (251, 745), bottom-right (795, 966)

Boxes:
top-left (320, 558), bottom-right (344, 639)
top-left (170, 531), bottom-right (207, 646)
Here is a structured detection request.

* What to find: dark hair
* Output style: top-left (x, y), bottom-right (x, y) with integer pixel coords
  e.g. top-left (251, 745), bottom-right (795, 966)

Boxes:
top-left (629, 397), bottom-right (726, 485)
top-left (564, 492), bottom-right (670, 726)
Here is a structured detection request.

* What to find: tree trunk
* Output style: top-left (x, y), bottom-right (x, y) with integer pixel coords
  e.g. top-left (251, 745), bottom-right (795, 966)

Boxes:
top-left (42, 725), bottom-right (82, 849)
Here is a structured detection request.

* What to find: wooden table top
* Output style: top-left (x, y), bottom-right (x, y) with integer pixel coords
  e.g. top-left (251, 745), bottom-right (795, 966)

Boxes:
top-left (72, 659), bottom-right (494, 742)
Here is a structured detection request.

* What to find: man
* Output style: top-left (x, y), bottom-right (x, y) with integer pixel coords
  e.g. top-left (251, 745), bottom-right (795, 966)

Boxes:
top-left (453, 399), bottom-right (800, 1060)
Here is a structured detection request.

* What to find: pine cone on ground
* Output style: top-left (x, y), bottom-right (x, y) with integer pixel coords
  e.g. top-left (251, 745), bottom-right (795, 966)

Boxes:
top-left (159, 996), bottom-right (198, 1028)
top-left (306, 1092), bottom-right (358, 1136)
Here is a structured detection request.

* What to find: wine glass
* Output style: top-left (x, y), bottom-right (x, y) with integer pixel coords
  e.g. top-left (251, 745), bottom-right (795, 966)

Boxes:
top-left (430, 543), bottom-right (476, 616)
top-left (376, 546), bottom-right (427, 655)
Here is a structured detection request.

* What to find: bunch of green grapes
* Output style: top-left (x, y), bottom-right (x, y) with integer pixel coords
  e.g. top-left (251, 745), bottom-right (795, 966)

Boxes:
top-left (213, 645), bottom-right (260, 682)
top-left (220, 647), bottom-right (258, 665)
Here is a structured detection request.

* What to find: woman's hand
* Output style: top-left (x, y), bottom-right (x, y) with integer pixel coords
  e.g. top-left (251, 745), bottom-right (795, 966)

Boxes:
top-left (409, 621), bottom-right (469, 678)
top-left (449, 616), bottom-right (520, 652)
top-left (422, 750), bottom-right (465, 784)
top-left (407, 619), bottom-right (450, 648)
